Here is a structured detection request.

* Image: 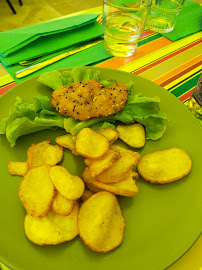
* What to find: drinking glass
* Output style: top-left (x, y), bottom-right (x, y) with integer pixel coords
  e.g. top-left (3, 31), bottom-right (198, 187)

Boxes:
top-left (102, 0), bottom-right (152, 57)
top-left (147, 0), bottom-right (185, 33)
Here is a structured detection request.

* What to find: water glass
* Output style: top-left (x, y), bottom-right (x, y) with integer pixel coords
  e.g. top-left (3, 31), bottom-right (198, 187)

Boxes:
top-left (147, 0), bottom-right (185, 33)
top-left (102, 0), bottom-right (152, 57)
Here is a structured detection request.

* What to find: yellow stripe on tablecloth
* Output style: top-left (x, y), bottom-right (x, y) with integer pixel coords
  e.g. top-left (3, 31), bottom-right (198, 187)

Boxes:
top-left (168, 69), bottom-right (202, 92)
top-left (0, 63), bottom-right (14, 87)
top-left (153, 55), bottom-right (202, 85)
top-left (165, 65), bottom-right (202, 90)
top-left (0, 74), bottom-right (14, 87)
top-left (139, 43), bottom-right (202, 82)
top-left (119, 32), bottom-right (202, 73)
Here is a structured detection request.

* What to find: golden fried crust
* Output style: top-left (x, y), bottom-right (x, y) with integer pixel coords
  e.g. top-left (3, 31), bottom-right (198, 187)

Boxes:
top-left (51, 80), bottom-right (128, 121)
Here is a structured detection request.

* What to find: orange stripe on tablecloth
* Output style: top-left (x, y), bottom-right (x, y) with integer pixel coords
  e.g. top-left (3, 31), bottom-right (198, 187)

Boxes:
top-left (0, 82), bottom-right (17, 95)
top-left (160, 60), bottom-right (202, 87)
top-left (96, 37), bottom-right (172, 69)
top-left (134, 39), bottom-right (202, 75)
top-left (154, 55), bottom-right (202, 85)
top-left (179, 87), bottom-right (194, 102)
top-left (140, 30), bottom-right (155, 39)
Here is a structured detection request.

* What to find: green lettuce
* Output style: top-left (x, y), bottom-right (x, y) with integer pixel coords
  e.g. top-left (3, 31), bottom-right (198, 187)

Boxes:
top-left (38, 66), bottom-right (134, 94)
top-left (0, 67), bottom-right (167, 146)
top-left (0, 96), bottom-right (65, 147)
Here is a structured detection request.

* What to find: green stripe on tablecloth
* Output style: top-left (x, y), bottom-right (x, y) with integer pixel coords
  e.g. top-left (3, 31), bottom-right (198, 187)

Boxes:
top-left (170, 72), bottom-right (202, 98)
top-left (138, 33), bottom-right (162, 47)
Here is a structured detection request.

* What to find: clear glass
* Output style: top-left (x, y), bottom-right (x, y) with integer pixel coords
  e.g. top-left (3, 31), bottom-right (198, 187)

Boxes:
top-left (188, 74), bottom-right (202, 121)
top-left (102, 0), bottom-right (152, 57)
top-left (147, 0), bottom-right (185, 33)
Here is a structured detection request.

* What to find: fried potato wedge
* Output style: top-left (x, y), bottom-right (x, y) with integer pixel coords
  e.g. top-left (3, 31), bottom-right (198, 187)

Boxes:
top-left (27, 141), bottom-right (63, 169)
top-left (110, 144), bottom-right (140, 158)
top-left (96, 128), bottom-right (119, 145)
top-left (117, 123), bottom-right (145, 148)
top-left (75, 128), bottom-right (109, 159)
top-left (49, 166), bottom-right (85, 200)
top-left (97, 151), bottom-right (141, 183)
top-left (82, 167), bottom-right (138, 197)
top-left (78, 191), bottom-right (125, 253)
top-left (52, 192), bottom-right (74, 216)
top-left (84, 159), bottom-right (92, 166)
top-left (82, 169), bottom-right (103, 193)
top-left (137, 148), bottom-right (192, 184)
top-left (8, 161), bottom-right (28, 176)
top-left (55, 134), bottom-right (75, 151)
top-left (81, 189), bottom-right (94, 202)
top-left (82, 167), bottom-right (103, 193)
top-left (24, 202), bottom-right (79, 246)
top-left (86, 149), bottom-right (120, 177)
top-left (85, 183), bottom-right (103, 193)
top-left (19, 166), bottom-right (55, 217)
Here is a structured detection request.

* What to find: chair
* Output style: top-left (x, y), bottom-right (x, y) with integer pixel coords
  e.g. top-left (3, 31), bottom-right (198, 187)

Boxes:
top-left (5, 0), bottom-right (23, 14)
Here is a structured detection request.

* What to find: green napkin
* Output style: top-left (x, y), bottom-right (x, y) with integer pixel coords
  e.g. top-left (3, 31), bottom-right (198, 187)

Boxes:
top-left (0, 14), bottom-right (99, 56)
top-left (161, 0), bottom-right (202, 41)
top-left (5, 41), bottom-right (112, 84)
top-left (0, 13), bottom-right (112, 84)
top-left (113, 0), bottom-right (140, 6)
top-left (0, 21), bottom-right (104, 67)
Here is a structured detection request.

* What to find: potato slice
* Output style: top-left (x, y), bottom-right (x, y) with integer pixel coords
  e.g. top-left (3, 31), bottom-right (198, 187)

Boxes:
top-left (82, 167), bottom-right (138, 197)
top-left (82, 169), bottom-right (103, 193)
top-left (78, 191), bottom-right (125, 253)
top-left (85, 183), bottom-right (103, 193)
top-left (52, 192), bottom-right (74, 216)
top-left (84, 159), bottom-right (92, 166)
top-left (97, 151), bottom-right (141, 183)
top-left (81, 189), bottom-right (94, 202)
top-left (116, 123), bottom-right (145, 148)
top-left (24, 202), bottom-right (79, 246)
top-left (55, 134), bottom-right (75, 151)
top-left (96, 128), bottom-right (119, 145)
top-left (19, 166), bottom-right (55, 217)
top-left (110, 144), bottom-right (140, 158)
top-left (8, 161), bottom-right (28, 176)
top-left (49, 165), bottom-right (85, 200)
top-left (137, 148), bottom-right (192, 183)
top-left (27, 141), bottom-right (63, 169)
top-left (75, 128), bottom-right (109, 159)
top-left (86, 149), bottom-right (120, 177)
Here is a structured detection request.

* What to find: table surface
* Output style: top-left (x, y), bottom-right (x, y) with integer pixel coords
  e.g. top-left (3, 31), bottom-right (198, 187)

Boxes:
top-left (0, 5), bottom-right (201, 270)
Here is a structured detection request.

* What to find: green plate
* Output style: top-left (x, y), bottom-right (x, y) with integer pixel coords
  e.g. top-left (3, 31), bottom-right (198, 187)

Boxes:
top-left (0, 67), bottom-right (201, 270)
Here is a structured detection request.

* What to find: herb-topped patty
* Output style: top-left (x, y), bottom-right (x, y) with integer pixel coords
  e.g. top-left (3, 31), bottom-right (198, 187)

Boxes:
top-left (51, 80), bottom-right (128, 121)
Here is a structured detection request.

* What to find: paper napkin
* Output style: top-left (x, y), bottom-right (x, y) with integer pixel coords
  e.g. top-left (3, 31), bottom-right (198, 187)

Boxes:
top-left (0, 14), bottom-right (104, 67)
top-left (162, 0), bottom-right (202, 41)
top-left (0, 14), bottom-right (100, 56)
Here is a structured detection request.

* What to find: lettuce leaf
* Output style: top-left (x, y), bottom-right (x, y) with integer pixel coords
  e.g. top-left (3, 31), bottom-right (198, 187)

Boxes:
top-left (0, 96), bottom-right (65, 147)
top-left (0, 67), bottom-right (167, 146)
top-left (37, 66), bottom-right (134, 95)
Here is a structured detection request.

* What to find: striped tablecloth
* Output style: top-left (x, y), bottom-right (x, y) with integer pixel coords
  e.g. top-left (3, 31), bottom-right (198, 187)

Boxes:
top-left (0, 5), bottom-right (201, 270)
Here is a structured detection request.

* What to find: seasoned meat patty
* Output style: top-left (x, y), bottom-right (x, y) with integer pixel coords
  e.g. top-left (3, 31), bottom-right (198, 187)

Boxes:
top-left (51, 80), bottom-right (128, 121)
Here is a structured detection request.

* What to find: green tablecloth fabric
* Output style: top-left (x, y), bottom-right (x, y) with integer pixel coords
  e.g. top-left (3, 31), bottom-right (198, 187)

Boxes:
top-left (161, 0), bottom-right (202, 41)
